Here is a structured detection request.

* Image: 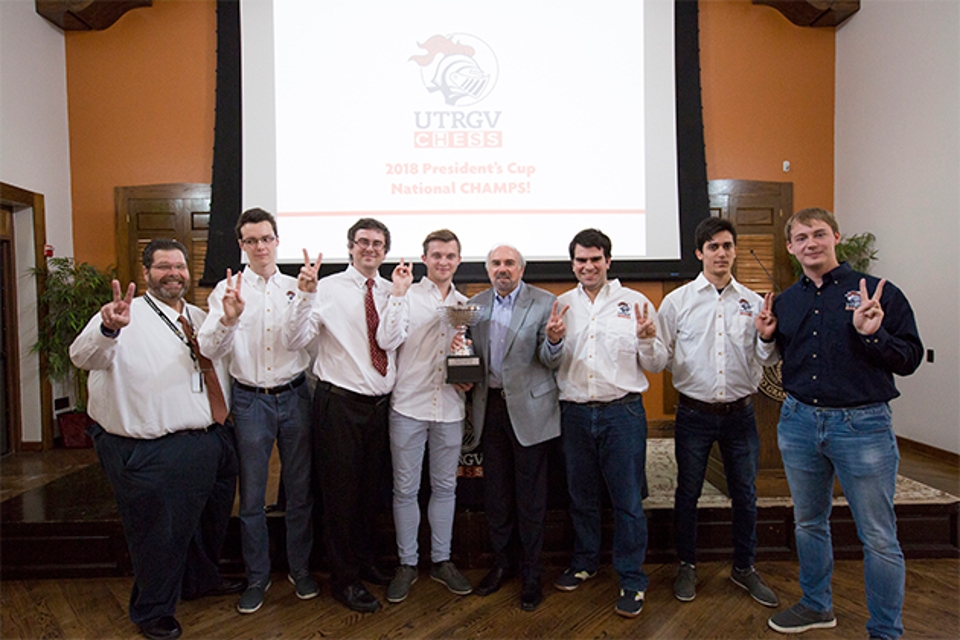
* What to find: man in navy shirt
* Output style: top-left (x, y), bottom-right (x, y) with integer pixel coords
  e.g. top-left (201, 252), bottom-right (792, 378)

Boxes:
top-left (760, 208), bottom-right (923, 640)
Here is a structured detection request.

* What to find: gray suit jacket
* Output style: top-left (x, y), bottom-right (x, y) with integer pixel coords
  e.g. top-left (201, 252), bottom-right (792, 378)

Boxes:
top-left (468, 282), bottom-right (562, 447)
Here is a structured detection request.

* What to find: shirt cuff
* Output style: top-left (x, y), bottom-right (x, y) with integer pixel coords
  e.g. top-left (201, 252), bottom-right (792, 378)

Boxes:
top-left (99, 323), bottom-right (121, 339)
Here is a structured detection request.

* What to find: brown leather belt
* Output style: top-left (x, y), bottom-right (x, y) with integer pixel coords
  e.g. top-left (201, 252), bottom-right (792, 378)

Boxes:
top-left (678, 393), bottom-right (751, 416)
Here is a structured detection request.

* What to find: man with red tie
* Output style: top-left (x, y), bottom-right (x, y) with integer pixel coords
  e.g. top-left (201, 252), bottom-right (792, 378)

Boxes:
top-left (283, 218), bottom-right (412, 613)
top-left (71, 239), bottom-right (240, 640)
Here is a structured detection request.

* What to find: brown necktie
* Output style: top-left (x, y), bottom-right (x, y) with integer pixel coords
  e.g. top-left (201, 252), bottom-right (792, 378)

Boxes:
top-left (365, 279), bottom-right (388, 376)
top-left (178, 314), bottom-right (230, 424)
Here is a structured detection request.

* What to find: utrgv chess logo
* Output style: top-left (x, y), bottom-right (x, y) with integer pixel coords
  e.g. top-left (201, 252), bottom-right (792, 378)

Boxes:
top-left (409, 34), bottom-right (499, 106)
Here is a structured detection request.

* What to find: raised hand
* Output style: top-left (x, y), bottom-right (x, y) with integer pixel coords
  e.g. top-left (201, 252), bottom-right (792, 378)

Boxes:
top-left (635, 302), bottom-right (656, 340)
top-left (391, 258), bottom-right (413, 296)
top-left (297, 248), bottom-right (322, 293)
top-left (546, 300), bottom-right (569, 344)
top-left (101, 279), bottom-right (136, 331)
top-left (754, 291), bottom-right (777, 340)
top-left (853, 277), bottom-right (885, 336)
top-left (220, 268), bottom-right (245, 326)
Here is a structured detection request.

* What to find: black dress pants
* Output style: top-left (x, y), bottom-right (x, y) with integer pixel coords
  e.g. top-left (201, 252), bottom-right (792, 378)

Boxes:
top-left (90, 422), bottom-right (238, 626)
top-left (313, 382), bottom-right (390, 590)
top-left (482, 389), bottom-right (550, 583)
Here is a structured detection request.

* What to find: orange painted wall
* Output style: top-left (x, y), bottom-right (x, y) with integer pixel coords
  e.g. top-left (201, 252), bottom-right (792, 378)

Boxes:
top-left (65, 0), bottom-right (216, 268)
top-left (699, 0), bottom-right (835, 210)
top-left (63, 0), bottom-right (836, 419)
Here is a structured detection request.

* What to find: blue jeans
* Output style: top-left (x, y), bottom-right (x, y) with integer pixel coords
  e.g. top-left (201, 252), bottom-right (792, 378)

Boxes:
top-left (389, 409), bottom-right (463, 565)
top-left (778, 394), bottom-right (903, 639)
top-left (561, 396), bottom-right (649, 592)
top-left (674, 402), bottom-right (759, 568)
top-left (232, 379), bottom-right (313, 585)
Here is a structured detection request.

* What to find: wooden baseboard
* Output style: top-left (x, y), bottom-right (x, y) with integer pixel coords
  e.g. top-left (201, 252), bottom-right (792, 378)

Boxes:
top-left (897, 436), bottom-right (960, 466)
top-left (18, 441), bottom-right (44, 452)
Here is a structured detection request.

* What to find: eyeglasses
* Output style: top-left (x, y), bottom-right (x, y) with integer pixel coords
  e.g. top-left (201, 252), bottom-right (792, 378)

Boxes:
top-left (353, 238), bottom-right (385, 250)
top-left (240, 235), bottom-right (277, 247)
top-left (150, 263), bottom-right (188, 272)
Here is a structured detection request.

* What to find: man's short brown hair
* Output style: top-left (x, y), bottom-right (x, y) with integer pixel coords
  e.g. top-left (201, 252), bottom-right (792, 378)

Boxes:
top-left (785, 207), bottom-right (839, 242)
top-left (422, 229), bottom-right (461, 256)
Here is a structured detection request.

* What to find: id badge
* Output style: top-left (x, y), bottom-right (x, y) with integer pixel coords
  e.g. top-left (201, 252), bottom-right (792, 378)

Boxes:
top-left (192, 371), bottom-right (204, 393)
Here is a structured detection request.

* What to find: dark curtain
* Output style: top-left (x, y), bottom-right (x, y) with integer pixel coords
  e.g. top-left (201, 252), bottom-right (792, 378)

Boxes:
top-left (202, 0), bottom-right (243, 286)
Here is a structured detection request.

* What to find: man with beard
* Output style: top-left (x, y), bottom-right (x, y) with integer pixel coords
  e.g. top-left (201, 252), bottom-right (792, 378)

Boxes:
top-left (283, 218), bottom-right (412, 613)
top-left (70, 239), bottom-right (241, 640)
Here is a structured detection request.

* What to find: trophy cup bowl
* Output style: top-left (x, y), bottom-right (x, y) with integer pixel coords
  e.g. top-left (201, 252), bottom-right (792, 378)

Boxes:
top-left (440, 304), bottom-right (486, 384)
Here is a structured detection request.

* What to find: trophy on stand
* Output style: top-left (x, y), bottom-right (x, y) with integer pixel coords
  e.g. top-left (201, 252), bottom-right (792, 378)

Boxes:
top-left (440, 304), bottom-right (486, 384)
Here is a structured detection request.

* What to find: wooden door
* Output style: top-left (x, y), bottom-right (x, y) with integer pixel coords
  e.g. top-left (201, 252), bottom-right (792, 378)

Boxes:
top-left (706, 179), bottom-right (794, 497)
top-left (708, 179), bottom-right (794, 295)
top-left (115, 183), bottom-right (213, 309)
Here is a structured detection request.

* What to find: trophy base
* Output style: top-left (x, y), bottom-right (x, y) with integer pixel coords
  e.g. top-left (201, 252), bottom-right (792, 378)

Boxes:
top-left (446, 355), bottom-right (485, 384)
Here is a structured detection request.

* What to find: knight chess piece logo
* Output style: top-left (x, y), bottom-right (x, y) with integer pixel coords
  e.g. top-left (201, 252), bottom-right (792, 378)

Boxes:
top-left (410, 34), bottom-right (499, 106)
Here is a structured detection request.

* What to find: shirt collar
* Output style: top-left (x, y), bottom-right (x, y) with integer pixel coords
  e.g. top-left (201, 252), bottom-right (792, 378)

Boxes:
top-left (693, 272), bottom-right (746, 297)
top-left (346, 264), bottom-right (382, 288)
top-left (241, 266), bottom-right (280, 287)
top-left (576, 278), bottom-right (620, 302)
top-left (495, 281), bottom-right (523, 306)
top-left (801, 261), bottom-right (852, 289)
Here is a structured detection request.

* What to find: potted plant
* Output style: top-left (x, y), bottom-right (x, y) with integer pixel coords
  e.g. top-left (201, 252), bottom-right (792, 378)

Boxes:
top-left (31, 257), bottom-right (116, 447)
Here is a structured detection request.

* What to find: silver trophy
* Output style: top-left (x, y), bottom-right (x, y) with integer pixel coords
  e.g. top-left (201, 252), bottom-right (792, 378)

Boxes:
top-left (440, 304), bottom-right (485, 383)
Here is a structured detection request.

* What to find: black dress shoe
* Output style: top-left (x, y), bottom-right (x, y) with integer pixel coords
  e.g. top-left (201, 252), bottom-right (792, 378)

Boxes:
top-left (359, 564), bottom-right (394, 586)
top-left (332, 581), bottom-right (382, 613)
top-left (521, 580), bottom-right (543, 611)
top-left (474, 566), bottom-right (514, 596)
top-left (139, 615), bottom-right (182, 640)
top-left (181, 577), bottom-right (246, 600)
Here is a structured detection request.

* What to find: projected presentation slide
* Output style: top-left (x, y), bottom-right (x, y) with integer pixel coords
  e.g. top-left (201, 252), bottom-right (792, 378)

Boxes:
top-left (242, 0), bottom-right (679, 263)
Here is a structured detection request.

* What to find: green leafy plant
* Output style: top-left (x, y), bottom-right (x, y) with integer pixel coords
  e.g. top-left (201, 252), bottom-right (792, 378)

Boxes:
top-left (790, 232), bottom-right (878, 277)
top-left (31, 258), bottom-right (116, 412)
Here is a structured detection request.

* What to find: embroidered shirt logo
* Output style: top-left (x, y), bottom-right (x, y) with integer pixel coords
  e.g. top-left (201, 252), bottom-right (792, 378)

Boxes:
top-left (616, 302), bottom-right (632, 319)
top-left (845, 291), bottom-right (861, 311)
top-left (738, 298), bottom-right (754, 317)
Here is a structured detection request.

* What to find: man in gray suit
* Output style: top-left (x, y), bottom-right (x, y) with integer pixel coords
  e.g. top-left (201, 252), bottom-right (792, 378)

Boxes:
top-left (461, 244), bottom-right (566, 612)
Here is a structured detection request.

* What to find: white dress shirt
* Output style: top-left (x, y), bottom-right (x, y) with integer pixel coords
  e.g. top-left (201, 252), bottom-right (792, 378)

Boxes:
top-left (282, 265), bottom-right (400, 396)
top-left (198, 267), bottom-right (310, 387)
top-left (556, 279), bottom-right (663, 403)
top-left (69, 293), bottom-right (231, 439)
top-left (650, 273), bottom-right (778, 403)
top-left (378, 278), bottom-right (467, 422)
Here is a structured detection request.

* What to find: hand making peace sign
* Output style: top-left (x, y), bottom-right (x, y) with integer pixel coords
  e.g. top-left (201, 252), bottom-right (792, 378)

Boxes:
top-left (101, 279), bottom-right (136, 331)
top-left (297, 249), bottom-right (323, 293)
top-left (220, 268), bottom-right (246, 326)
top-left (754, 291), bottom-right (776, 340)
top-left (635, 302), bottom-right (656, 340)
top-left (546, 300), bottom-right (569, 344)
top-left (853, 277), bottom-right (886, 336)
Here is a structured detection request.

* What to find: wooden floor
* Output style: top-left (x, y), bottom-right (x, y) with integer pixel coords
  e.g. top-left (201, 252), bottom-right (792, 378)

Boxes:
top-left (2, 442), bottom-right (957, 639)
top-left (2, 557), bottom-right (958, 639)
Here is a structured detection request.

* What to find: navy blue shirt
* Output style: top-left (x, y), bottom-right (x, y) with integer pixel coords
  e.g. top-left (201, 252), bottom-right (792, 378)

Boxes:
top-left (773, 262), bottom-right (923, 408)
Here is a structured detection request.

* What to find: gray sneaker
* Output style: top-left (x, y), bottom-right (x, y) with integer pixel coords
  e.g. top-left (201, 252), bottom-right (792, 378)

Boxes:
top-left (731, 566), bottom-right (779, 607)
top-left (768, 602), bottom-right (837, 634)
top-left (287, 572), bottom-right (319, 600)
top-left (236, 580), bottom-right (271, 614)
top-left (674, 562), bottom-right (697, 602)
top-left (387, 565), bottom-right (419, 603)
top-left (554, 567), bottom-right (597, 592)
top-left (430, 561), bottom-right (472, 595)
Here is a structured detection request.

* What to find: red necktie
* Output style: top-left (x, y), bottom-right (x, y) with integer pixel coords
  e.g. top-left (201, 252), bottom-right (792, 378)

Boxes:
top-left (365, 278), bottom-right (388, 376)
top-left (178, 315), bottom-right (230, 424)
